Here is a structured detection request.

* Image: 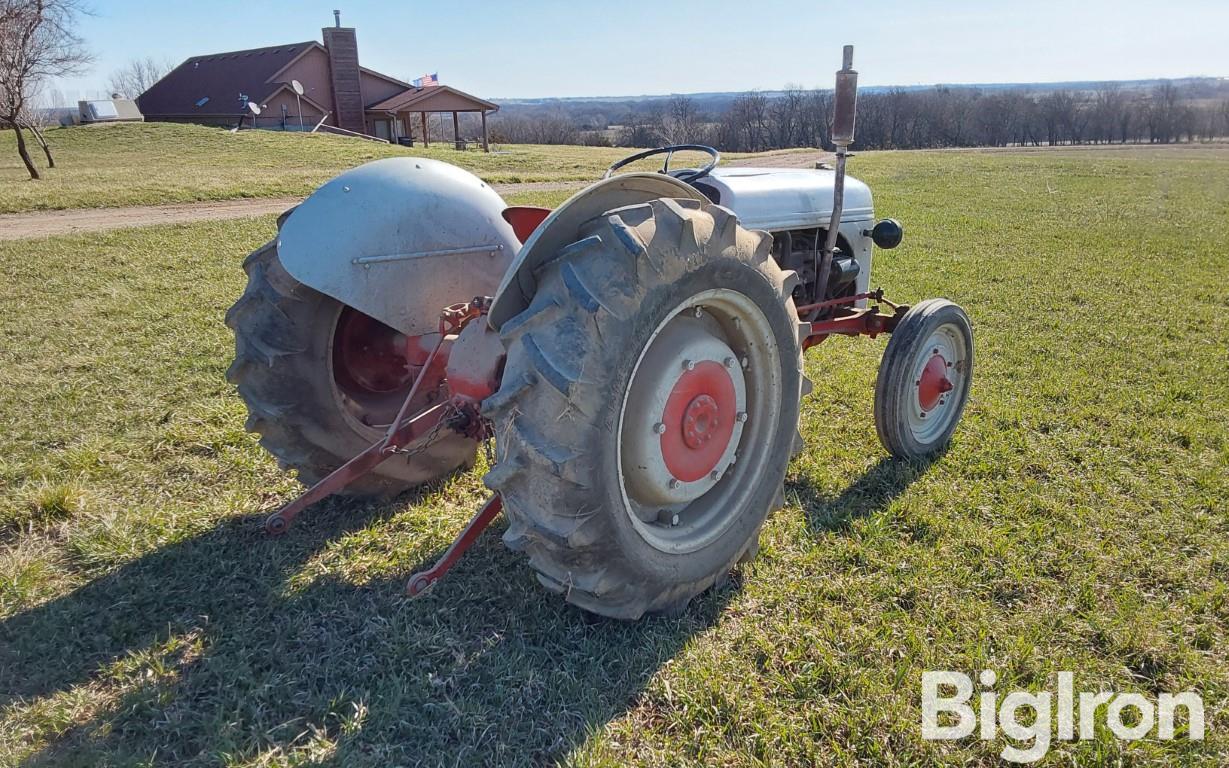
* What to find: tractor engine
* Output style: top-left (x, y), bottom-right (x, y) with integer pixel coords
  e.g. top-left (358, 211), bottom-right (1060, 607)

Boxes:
top-left (771, 229), bottom-right (860, 307)
top-left (692, 167), bottom-right (884, 309)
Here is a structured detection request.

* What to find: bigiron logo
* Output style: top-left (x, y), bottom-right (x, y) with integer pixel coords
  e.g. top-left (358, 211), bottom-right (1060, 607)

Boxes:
top-left (921, 670), bottom-right (1205, 763)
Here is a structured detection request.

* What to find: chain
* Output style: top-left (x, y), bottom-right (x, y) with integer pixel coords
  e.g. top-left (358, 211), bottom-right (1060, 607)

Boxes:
top-left (392, 403), bottom-right (458, 460)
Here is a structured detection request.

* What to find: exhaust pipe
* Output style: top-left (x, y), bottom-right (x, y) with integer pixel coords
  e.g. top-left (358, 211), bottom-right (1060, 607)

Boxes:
top-left (815, 45), bottom-right (858, 312)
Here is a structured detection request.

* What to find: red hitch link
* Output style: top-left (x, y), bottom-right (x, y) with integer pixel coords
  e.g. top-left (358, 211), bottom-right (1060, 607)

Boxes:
top-left (406, 493), bottom-right (503, 596)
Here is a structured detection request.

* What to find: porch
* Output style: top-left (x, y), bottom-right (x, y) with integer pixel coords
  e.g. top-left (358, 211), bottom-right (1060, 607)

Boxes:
top-left (367, 85), bottom-right (498, 152)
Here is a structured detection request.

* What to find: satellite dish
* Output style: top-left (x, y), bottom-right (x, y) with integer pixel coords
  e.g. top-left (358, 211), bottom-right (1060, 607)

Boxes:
top-left (247, 102), bottom-right (262, 115)
top-left (291, 79), bottom-right (304, 96)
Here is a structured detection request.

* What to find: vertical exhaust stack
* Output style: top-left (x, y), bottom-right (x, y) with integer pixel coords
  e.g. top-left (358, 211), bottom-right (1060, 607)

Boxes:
top-left (815, 45), bottom-right (859, 310)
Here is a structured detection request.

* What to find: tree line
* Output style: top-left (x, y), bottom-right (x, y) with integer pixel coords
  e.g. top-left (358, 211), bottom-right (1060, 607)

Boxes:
top-left (490, 82), bottom-right (1229, 151)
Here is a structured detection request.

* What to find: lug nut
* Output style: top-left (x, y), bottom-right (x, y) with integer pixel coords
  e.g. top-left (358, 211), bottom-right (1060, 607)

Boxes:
top-left (671, 513), bottom-right (680, 526)
top-left (724, 356), bottom-right (736, 369)
top-left (710, 470), bottom-right (721, 481)
top-left (653, 422), bottom-right (666, 435)
top-left (683, 359), bottom-right (696, 371)
top-left (736, 411), bottom-right (748, 423)
top-left (669, 478), bottom-right (680, 489)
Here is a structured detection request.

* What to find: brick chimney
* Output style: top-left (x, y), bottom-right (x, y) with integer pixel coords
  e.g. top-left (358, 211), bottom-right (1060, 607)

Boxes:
top-left (322, 12), bottom-right (365, 133)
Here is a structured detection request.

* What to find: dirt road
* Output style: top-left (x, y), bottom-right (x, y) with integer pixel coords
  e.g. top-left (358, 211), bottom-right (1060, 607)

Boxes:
top-left (0, 181), bottom-right (591, 241)
top-left (0, 155), bottom-right (833, 241)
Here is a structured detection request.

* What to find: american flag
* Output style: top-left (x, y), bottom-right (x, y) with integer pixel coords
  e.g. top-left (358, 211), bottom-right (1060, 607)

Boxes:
top-left (413, 73), bottom-right (439, 88)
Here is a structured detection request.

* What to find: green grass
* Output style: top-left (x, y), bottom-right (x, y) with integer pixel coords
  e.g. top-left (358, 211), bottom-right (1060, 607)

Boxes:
top-left (0, 123), bottom-right (620, 213)
top-left (1, 144), bottom-right (1228, 766)
top-left (0, 122), bottom-right (782, 214)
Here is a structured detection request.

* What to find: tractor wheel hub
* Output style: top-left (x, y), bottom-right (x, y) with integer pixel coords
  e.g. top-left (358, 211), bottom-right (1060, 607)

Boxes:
top-left (621, 315), bottom-right (746, 507)
top-left (917, 353), bottom-right (953, 411)
top-left (682, 394), bottom-right (720, 448)
top-left (333, 306), bottom-right (416, 395)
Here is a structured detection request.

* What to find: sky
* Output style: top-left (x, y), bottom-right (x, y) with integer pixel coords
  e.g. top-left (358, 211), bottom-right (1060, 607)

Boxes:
top-left (53, 0), bottom-right (1229, 102)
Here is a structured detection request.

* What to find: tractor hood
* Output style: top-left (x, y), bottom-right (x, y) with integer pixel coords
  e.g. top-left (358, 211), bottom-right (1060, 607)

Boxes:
top-left (278, 158), bottom-right (519, 337)
top-left (699, 167), bottom-right (874, 231)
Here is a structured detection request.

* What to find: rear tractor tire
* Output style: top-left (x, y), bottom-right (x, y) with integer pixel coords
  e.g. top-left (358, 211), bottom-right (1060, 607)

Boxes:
top-left (483, 198), bottom-right (805, 619)
top-left (874, 298), bottom-right (973, 460)
top-left (226, 240), bottom-right (476, 497)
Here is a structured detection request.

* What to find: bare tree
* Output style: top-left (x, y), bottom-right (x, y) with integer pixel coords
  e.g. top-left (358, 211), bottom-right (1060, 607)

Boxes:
top-left (658, 95), bottom-right (702, 144)
top-left (0, 0), bottom-right (91, 179)
top-left (107, 56), bottom-right (170, 99)
top-left (19, 77), bottom-right (55, 165)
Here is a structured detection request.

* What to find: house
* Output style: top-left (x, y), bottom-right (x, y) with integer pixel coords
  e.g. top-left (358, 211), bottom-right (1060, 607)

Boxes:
top-left (136, 11), bottom-right (497, 150)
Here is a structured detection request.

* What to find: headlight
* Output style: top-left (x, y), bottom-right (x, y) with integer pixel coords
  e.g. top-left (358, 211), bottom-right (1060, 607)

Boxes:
top-left (869, 219), bottom-right (904, 250)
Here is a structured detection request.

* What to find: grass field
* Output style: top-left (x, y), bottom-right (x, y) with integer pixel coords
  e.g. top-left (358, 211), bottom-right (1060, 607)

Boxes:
top-left (0, 123), bottom-right (793, 214)
top-left (0, 123), bottom-right (628, 213)
top-left (1, 141), bottom-right (1228, 766)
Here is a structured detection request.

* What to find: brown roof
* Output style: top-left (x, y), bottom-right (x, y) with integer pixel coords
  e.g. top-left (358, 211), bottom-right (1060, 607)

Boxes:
top-left (368, 84), bottom-right (497, 113)
top-left (137, 42), bottom-right (319, 117)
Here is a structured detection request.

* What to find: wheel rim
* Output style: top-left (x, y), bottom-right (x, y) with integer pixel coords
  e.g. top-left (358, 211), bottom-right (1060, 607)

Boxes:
top-left (907, 322), bottom-right (970, 444)
top-left (617, 289), bottom-right (783, 554)
top-left (329, 306), bottom-right (420, 430)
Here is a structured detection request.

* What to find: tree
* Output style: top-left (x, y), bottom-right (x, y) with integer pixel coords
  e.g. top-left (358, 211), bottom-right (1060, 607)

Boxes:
top-left (107, 56), bottom-right (170, 99)
top-left (659, 95), bottom-right (702, 145)
top-left (0, 0), bottom-right (91, 179)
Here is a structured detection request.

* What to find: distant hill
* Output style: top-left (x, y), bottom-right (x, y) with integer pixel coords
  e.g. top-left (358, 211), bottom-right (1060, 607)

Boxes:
top-left (494, 77), bottom-right (1227, 107)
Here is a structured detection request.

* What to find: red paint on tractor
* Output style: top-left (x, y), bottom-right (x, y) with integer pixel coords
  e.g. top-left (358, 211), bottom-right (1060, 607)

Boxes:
top-left (917, 354), bottom-right (953, 411)
top-left (501, 206), bottom-right (552, 242)
top-left (682, 394), bottom-right (720, 449)
top-left (406, 494), bottom-right (504, 597)
top-left (446, 320), bottom-right (506, 404)
top-left (660, 361), bottom-right (736, 482)
top-left (333, 307), bottom-right (417, 394)
top-left (404, 332), bottom-right (441, 367)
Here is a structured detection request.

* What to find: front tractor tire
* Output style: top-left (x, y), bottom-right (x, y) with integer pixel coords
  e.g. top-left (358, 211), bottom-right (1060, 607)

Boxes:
top-left (874, 298), bottom-right (974, 460)
top-left (226, 241), bottom-right (476, 496)
top-left (484, 198), bottom-right (804, 619)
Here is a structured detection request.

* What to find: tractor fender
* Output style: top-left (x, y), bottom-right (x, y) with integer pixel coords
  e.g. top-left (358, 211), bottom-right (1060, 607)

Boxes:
top-left (488, 173), bottom-right (706, 330)
top-left (278, 157), bottom-right (519, 337)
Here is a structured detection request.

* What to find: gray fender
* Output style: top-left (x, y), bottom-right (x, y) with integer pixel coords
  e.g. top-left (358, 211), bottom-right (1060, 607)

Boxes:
top-left (488, 173), bottom-right (706, 330)
top-left (278, 157), bottom-right (519, 337)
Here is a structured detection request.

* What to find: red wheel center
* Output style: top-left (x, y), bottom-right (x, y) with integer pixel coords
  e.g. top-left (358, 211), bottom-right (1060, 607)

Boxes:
top-left (682, 394), bottom-right (720, 448)
top-left (918, 353), bottom-right (954, 411)
top-left (333, 307), bottom-right (417, 395)
top-left (659, 361), bottom-right (737, 482)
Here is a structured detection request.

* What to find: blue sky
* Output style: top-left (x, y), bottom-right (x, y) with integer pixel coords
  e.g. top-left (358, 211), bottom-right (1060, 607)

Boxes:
top-left (56, 0), bottom-right (1229, 100)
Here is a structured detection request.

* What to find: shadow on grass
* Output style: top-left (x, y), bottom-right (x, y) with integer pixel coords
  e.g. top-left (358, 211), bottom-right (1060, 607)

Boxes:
top-left (0, 494), bottom-right (735, 766)
top-left (792, 454), bottom-right (940, 534)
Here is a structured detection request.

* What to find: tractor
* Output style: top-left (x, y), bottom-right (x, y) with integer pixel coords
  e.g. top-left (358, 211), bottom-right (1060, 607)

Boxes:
top-left (226, 48), bottom-right (973, 619)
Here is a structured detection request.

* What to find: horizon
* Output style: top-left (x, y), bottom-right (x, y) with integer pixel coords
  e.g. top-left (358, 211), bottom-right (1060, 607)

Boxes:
top-left (490, 75), bottom-right (1228, 104)
top-left (53, 0), bottom-right (1229, 102)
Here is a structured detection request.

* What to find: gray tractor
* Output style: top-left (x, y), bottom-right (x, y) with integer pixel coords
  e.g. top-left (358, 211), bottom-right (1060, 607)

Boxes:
top-left (227, 47), bottom-right (973, 618)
